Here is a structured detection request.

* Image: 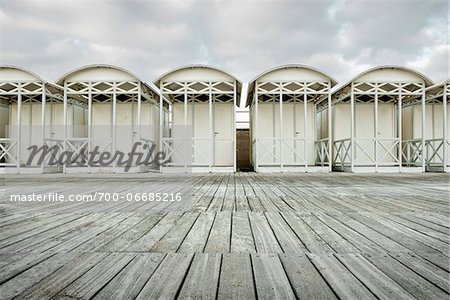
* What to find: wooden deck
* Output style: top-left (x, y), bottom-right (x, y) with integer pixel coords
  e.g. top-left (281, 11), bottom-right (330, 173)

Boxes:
top-left (0, 172), bottom-right (449, 299)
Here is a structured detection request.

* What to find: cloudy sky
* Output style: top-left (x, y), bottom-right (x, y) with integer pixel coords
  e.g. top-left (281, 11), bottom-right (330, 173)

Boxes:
top-left (1, 0), bottom-right (448, 85)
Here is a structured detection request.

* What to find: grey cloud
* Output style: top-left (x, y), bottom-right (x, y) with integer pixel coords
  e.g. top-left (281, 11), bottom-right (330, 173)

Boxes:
top-left (0, 0), bottom-right (447, 85)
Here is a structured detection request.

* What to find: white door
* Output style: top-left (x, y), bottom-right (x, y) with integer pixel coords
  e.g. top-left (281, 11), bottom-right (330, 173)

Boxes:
top-left (214, 103), bottom-right (233, 166)
top-left (377, 103), bottom-right (395, 164)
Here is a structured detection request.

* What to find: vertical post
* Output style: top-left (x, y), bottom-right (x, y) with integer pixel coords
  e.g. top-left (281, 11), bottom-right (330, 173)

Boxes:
top-left (350, 82), bottom-right (355, 172)
top-left (112, 84), bottom-right (117, 171)
top-left (328, 83), bottom-right (332, 172)
top-left (29, 95), bottom-right (32, 151)
top-left (41, 84), bottom-right (46, 173)
top-left (432, 100), bottom-right (435, 140)
top-left (303, 90), bottom-right (308, 171)
top-left (374, 84), bottom-right (378, 172)
top-left (398, 90), bottom-right (403, 172)
top-left (254, 87), bottom-right (259, 172)
top-left (17, 84), bottom-right (22, 172)
top-left (88, 88), bottom-right (92, 173)
top-left (159, 84), bottom-right (163, 172)
top-left (209, 90), bottom-right (213, 172)
top-left (184, 92), bottom-right (188, 171)
top-left (421, 85), bottom-right (426, 172)
top-left (63, 82), bottom-right (67, 173)
top-left (137, 83), bottom-right (142, 143)
top-left (293, 97), bottom-right (297, 164)
top-left (443, 85), bottom-right (447, 172)
top-left (280, 91), bottom-right (283, 171)
top-left (313, 98), bottom-right (316, 166)
top-left (272, 94), bottom-right (276, 166)
top-left (233, 81), bottom-right (237, 172)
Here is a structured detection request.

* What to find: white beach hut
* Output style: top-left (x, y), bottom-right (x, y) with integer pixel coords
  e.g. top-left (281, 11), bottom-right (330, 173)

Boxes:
top-left (331, 66), bottom-right (434, 172)
top-left (246, 65), bottom-right (337, 172)
top-left (56, 64), bottom-right (160, 173)
top-left (423, 79), bottom-right (449, 172)
top-left (0, 66), bottom-right (65, 173)
top-left (154, 65), bottom-right (242, 172)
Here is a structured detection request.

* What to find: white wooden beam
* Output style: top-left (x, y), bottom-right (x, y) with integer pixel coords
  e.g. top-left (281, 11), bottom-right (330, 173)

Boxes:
top-left (398, 90), bottom-right (403, 172)
top-left (328, 82), bottom-right (332, 172)
top-left (374, 83), bottom-right (378, 172)
top-left (280, 92), bottom-right (283, 171)
top-left (233, 80), bottom-right (237, 172)
top-left (17, 84), bottom-right (22, 172)
top-left (421, 85), bottom-right (426, 172)
top-left (209, 90), bottom-right (213, 172)
top-left (41, 84), bottom-right (46, 173)
top-left (443, 86), bottom-right (447, 172)
top-left (350, 82), bottom-right (355, 172)
top-left (63, 82), bottom-right (68, 173)
top-left (255, 88), bottom-right (259, 172)
top-left (304, 91), bottom-right (308, 171)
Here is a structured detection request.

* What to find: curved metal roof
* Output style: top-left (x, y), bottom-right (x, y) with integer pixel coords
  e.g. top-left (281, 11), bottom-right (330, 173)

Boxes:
top-left (1, 65), bottom-right (48, 83)
top-left (246, 64), bottom-right (338, 107)
top-left (338, 65), bottom-right (434, 90)
top-left (153, 64), bottom-right (243, 87)
top-left (56, 64), bottom-right (159, 95)
top-left (248, 64), bottom-right (338, 87)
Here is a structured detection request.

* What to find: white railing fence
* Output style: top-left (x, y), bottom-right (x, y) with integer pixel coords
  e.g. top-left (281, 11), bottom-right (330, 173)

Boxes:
top-left (42, 138), bottom-right (65, 166)
top-left (354, 138), bottom-right (400, 166)
top-left (425, 138), bottom-right (444, 166)
top-left (0, 138), bottom-right (18, 167)
top-left (65, 138), bottom-right (90, 166)
top-left (333, 138), bottom-right (352, 167)
top-left (315, 138), bottom-right (330, 166)
top-left (402, 139), bottom-right (423, 167)
top-left (256, 138), bottom-right (310, 166)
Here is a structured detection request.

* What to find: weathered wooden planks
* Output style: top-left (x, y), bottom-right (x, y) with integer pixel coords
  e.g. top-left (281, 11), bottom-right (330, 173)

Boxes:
top-left (0, 172), bottom-right (448, 299)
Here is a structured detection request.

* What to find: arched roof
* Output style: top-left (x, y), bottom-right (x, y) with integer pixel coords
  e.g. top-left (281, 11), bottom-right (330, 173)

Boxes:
top-left (248, 64), bottom-right (338, 87)
top-left (0, 65), bottom-right (47, 83)
top-left (246, 64), bottom-right (338, 106)
top-left (153, 64), bottom-right (242, 89)
top-left (338, 65), bottom-right (434, 90)
top-left (56, 64), bottom-right (158, 95)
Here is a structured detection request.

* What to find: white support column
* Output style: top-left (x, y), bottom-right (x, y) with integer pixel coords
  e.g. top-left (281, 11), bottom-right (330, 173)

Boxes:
top-left (272, 94), bottom-right (276, 166)
top-left (63, 82), bottom-right (68, 173)
top-left (313, 97), bottom-right (316, 167)
top-left (159, 84), bottom-right (163, 172)
top-left (29, 95), bottom-right (32, 150)
top-left (137, 83), bottom-right (142, 143)
top-left (254, 87), bottom-right (259, 172)
top-left (41, 84), bottom-right (46, 173)
top-left (17, 84), bottom-right (22, 172)
top-left (328, 84), bottom-right (332, 173)
top-left (350, 83), bottom-right (355, 172)
top-left (293, 97), bottom-right (297, 165)
top-left (184, 92), bottom-right (188, 171)
top-left (88, 88), bottom-right (92, 173)
top-left (443, 86), bottom-right (448, 172)
top-left (432, 100), bottom-right (436, 140)
top-left (280, 92), bottom-right (283, 172)
top-left (209, 90), bottom-right (213, 172)
top-left (421, 85), bottom-right (426, 172)
top-left (233, 81), bottom-right (237, 172)
top-left (112, 85), bottom-right (117, 171)
top-left (303, 91), bottom-right (308, 171)
top-left (374, 85), bottom-right (378, 172)
top-left (398, 90), bottom-right (403, 172)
